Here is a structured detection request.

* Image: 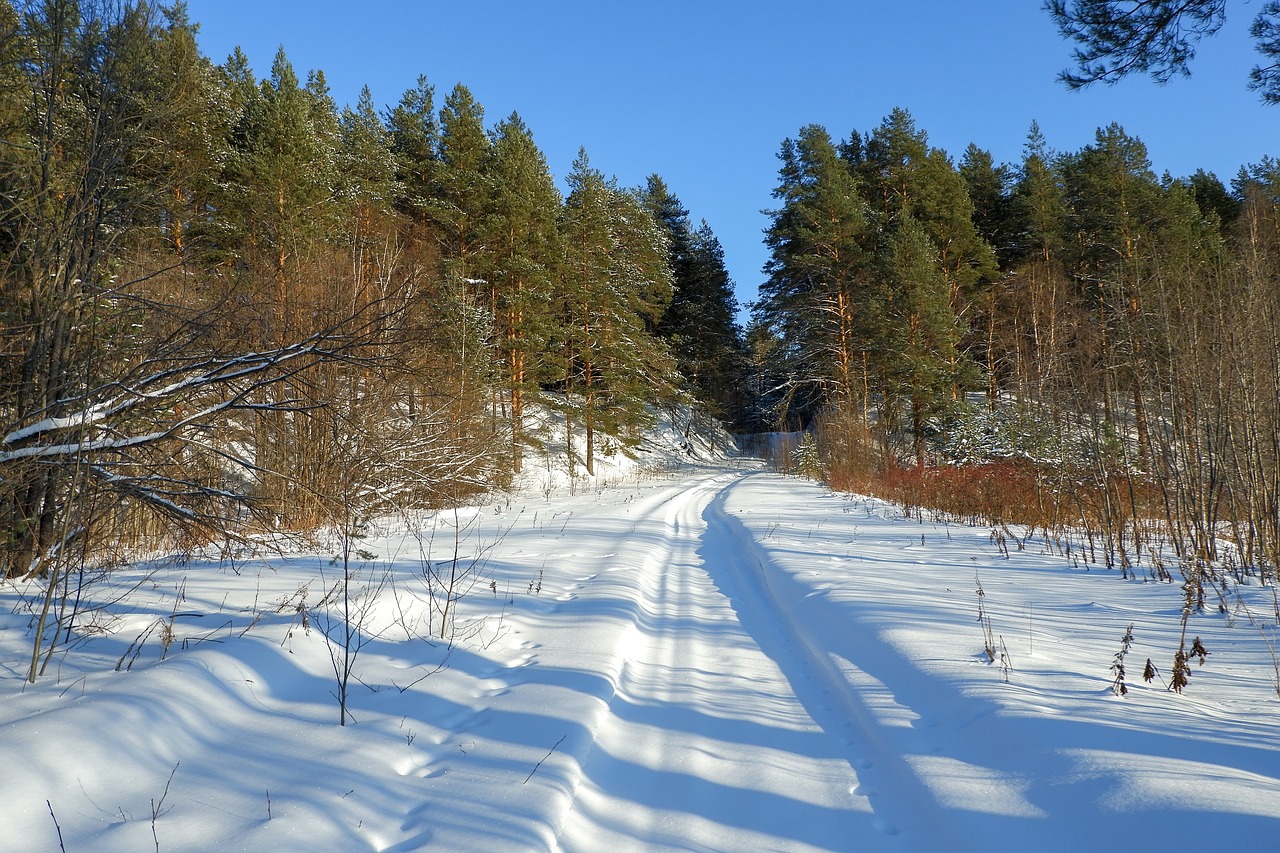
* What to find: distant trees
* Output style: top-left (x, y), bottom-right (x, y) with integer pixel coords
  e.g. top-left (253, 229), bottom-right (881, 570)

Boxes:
top-left (642, 176), bottom-right (749, 429)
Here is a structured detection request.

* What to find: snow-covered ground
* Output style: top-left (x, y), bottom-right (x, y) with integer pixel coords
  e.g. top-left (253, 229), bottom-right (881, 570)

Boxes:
top-left (3, 436), bottom-right (1280, 851)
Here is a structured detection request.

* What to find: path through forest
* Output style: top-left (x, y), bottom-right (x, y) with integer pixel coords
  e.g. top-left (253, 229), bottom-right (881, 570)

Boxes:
top-left (3, 462), bottom-right (1279, 852)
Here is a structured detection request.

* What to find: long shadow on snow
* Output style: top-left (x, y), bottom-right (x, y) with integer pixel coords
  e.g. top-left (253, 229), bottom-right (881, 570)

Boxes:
top-left (700, 483), bottom-right (990, 850)
top-left (700, 481), bottom-right (1280, 852)
top-left (380, 479), bottom-right (887, 850)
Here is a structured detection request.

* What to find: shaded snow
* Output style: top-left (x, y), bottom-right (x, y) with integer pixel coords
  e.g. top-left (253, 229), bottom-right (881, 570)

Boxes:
top-left (2, 424), bottom-right (1279, 851)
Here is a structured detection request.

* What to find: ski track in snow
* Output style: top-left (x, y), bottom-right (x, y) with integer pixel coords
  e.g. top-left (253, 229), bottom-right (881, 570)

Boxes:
top-left (4, 460), bottom-right (1280, 852)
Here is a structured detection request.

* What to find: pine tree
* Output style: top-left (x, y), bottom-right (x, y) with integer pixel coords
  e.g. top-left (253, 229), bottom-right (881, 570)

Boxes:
top-left (860, 110), bottom-right (998, 300)
top-left (481, 113), bottom-right (562, 469)
top-left (335, 83), bottom-right (398, 354)
top-left (230, 47), bottom-right (340, 327)
top-left (215, 47), bottom-right (346, 518)
top-left (435, 83), bottom-right (492, 283)
top-left (1060, 123), bottom-right (1164, 456)
top-left (558, 150), bottom-right (614, 475)
top-left (757, 124), bottom-right (876, 428)
top-left (338, 86), bottom-right (397, 232)
top-left (185, 46), bottom-right (259, 267)
top-left (859, 108), bottom-right (930, 222)
top-left (137, 2), bottom-right (231, 258)
top-left (558, 150), bottom-right (674, 474)
top-left (1046, 0), bottom-right (1280, 102)
top-left (880, 214), bottom-right (964, 462)
top-left (604, 183), bottom-right (677, 435)
top-left (756, 110), bottom-right (998, 459)
top-left (1011, 122), bottom-right (1068, 264)
top-left (860, 110), bottom-right (996, 426)
top-left (1004, 122), bottom-right (1071, 400)
top-left (385, 75), bottom-right (440, 224)
top-left (220, 45), bottom-right (259, 110)
top-left (960, 144), bottom-right (1018, 408)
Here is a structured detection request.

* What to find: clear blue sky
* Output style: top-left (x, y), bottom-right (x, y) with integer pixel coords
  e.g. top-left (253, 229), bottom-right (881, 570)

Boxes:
top-left (183, 1), bottom-right (1277, 319)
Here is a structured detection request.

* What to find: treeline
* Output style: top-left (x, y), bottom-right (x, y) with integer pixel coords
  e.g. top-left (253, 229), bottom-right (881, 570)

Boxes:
top-left (755, 108), bottom-right (1280, 579)
top-left (0, 1), bottom-right (748, 579)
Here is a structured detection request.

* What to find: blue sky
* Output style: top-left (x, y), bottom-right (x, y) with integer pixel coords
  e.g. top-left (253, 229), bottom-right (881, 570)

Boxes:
top-left (183, 1), bottom-right (1277, 317)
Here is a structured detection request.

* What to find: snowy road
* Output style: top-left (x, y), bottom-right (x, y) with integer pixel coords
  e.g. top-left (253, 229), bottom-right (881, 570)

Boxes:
top-left (557, 471), bottom-right (888, 851)
top-left (4, 461), bottom-right (1280, 852)
top-left (399, 466), bottom-right (947, 852)
top-left (406, 466), bottom-right (896, 852)
top-left (409, 465), bottom-right (1280, 852)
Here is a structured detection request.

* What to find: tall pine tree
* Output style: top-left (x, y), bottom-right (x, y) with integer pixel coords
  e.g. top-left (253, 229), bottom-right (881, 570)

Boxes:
top-left (757, 124), bottom-right (876, 428)
top-left (481, 113), bottom-right (562, 469)
top-left (558, 150), bottom-right (674, 474)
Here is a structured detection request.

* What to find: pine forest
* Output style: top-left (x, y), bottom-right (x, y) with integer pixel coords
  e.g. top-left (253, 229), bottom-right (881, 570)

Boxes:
top-left (3, 0), bottom-right (1280, 631)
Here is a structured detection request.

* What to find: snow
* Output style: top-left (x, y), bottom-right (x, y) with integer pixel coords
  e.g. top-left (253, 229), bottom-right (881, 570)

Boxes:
top-left (3, 426), bottom-right (1280, 851)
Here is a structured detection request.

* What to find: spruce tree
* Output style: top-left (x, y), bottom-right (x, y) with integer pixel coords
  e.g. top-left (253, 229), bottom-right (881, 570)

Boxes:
top-left (1184, 168), bottom-right (1241, 233)
top-left (960, 144), bottom-right (1017, 268)
top-left (643, 176), bottom-right (748, 427)
top-left (676, 222), bottom-right (749, 426)
top-left (641, 175), bottom-right (696, 296)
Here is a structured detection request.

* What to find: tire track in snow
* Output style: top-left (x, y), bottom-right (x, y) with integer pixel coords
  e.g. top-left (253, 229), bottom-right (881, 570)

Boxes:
top-left (553, 471), bottom-right (906, 852)
top-left (390, 474), bottom-right (735, 853)
top-left (701, 476), bottom-right (975, 852)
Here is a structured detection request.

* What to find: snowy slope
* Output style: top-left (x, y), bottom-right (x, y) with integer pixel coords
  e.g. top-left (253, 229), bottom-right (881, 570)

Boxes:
top-left (2, 453), bottom-right (1280, 851)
